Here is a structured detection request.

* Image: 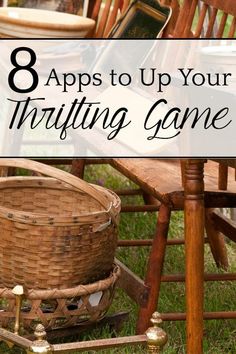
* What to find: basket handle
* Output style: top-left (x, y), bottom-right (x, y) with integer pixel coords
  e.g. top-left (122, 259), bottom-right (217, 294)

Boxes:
top-left (0, 158), bottom-right (117, 223)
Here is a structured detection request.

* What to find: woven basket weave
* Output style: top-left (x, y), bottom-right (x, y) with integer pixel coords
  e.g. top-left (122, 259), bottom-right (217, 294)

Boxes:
top-left (0, 159), bottom-right (120, 290)
top-left (0, 264), bottom-right (120, 330)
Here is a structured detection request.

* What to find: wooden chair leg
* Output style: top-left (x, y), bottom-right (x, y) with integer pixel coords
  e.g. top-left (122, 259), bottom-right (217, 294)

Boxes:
top-left (205, 208), bottom-right (229, 269)
top-left (71, 159), bottom-right (86, 178)
top-left (136, 204), bottom-right (171, 334)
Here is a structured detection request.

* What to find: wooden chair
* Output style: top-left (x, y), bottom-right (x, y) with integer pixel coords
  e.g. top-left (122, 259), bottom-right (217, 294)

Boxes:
top-left (32, 0), bottom-right (236, 335)
top-left (101, 0), bottom-right (236, 337)
top-left (110, 159), bottom-right (236, 329)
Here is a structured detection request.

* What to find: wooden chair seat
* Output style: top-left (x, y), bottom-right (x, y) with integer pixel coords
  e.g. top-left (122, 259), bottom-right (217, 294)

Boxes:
top-left (111, 159), bottom-right (236, 203)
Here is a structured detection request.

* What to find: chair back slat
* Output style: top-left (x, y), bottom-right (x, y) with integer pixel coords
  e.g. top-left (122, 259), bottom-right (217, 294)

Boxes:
top-left (216, 12), bottom-right (228, 38)
top-left (228, 17), bottom-right (236, 37)
top-left (104, 0), bottom-right (121, 37)
top-left (121, 0), bottom-right (130, 13)
top-left (95, 0), bottom-right (113, 37)
top-left (195, 3), bottom-right (208, 37)
top-left (91, 0), bottom-right (102, 22)
top-left (183, 0), bottom-right (198, 37)
top-left (205, 7), bottom-right (217, 37)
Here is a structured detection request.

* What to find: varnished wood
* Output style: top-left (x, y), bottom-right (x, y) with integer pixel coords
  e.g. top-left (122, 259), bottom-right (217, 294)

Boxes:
top-left (204, 0), bottom-right (236, 16)
top-left (161, 311), bottom-right (236, 321)
top-left (206, 7), bottom-right (217, 37)
top-left (120, 190), bottom-right (236, 211)
top-left (175, 0), bottom-right (236, 38)
top-left (210, 209), bottom-right (236, 243)
top-left (71, 159), bottom-right (85, 178)
top-left (111, 159), bottom-right (236, 203)
top-left (217, 12), bottom-right (228, 38)
top-left (116, 259), bottom-right (150, 307)
top-left (184, 160), bottom-right (205, 354)
top-left (228, 17), bottom-right (236, 37)
top-left (161, 273), bottom-right (236, 282)
top-left (118, 238), bottom-right (189, 246)
top-left (195, 3), bottom-right (208, 37)
top-left (104, 0), bottom-right (121, 36)
top-left (213, 159), bottom-right (236, 169)
top-left (205, 208), bottom-right (229, 269)
top-left (137, 204), bottom-right (171, 334)
top-left (218, 164), bottom-right (228, 190)
top-left (87, 0), bottom-right (96, 18)
top-left (205, 191), bottom-right (236, 208)
top-left (95, 0), bottom-right (112, 37)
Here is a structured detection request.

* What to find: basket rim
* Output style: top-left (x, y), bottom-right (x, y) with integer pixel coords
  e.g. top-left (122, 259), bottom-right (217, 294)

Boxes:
top-left (0, 177), bottom-right (120, 226)
top-left (0, 159), bottom-right (120, 224)
top-left (0, 264), bottom-right (120, 300)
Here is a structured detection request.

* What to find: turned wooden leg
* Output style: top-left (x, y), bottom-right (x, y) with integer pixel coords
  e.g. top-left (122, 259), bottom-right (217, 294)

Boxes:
top-left (205, 208), bottom-right (229, 269)
top-left (184, 160), bottom-right (205, 354)
top-left (71, 159), bottom-right (86, 178)
top-left (136, 204), bottom-right (171, 334)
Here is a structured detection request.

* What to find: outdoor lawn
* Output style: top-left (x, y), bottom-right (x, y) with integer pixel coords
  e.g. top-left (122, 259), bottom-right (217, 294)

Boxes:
top-left (0, 164), bottom-right (235, 353)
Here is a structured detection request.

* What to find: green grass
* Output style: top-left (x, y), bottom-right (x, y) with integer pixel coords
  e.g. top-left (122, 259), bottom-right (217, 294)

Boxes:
top-left (0, 164), bottom-right (235, 353)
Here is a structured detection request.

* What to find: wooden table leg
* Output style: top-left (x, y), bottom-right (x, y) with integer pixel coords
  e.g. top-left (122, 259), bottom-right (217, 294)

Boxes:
top-left (184, 160), bottom-right (205, 354)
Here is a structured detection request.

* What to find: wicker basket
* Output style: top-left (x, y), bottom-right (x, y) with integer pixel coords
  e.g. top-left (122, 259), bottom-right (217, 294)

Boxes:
top-left (0, 264), bottom-right (120, 330)
top-left (0, 159), bottom-right (120, 290)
